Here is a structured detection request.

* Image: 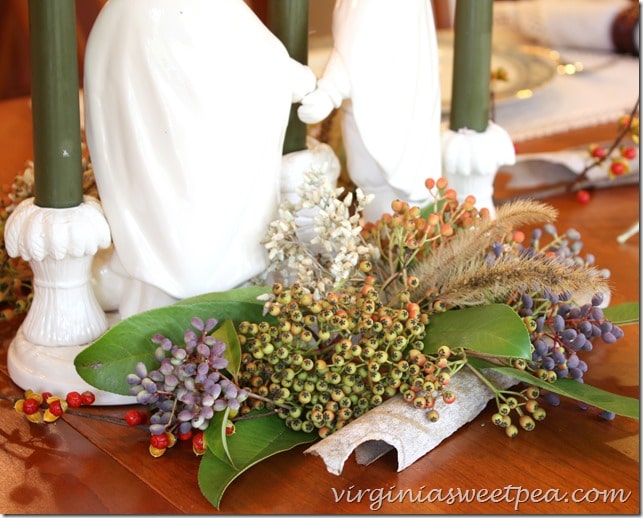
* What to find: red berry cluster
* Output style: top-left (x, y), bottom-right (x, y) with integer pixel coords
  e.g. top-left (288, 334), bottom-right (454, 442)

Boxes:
top-left (575, 111), bottom-right (639, 205)
top-left (148, 430), bottom-right (177, 457)
top-left (147, 429), bottom-right (208, 458)
top-left (124, 408), bottom-right (148, 427)
top-left (14, 389), bottom-right (96, 423)
top-left (589, 142), bottom-right (637, 179)
top-left (122, 408), bottom-right (211, 457)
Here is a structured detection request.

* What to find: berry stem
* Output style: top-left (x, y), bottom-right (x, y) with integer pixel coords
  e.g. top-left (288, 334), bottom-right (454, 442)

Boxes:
top-left (498, 97), bottom-right (639, 202)
top-left (0, 392), bottom-right (18, 404)
top-left (61, 408), bottom-right (137, 428)
top-left (464, 362), bottom-right (502, 396)
top-left (464, 350), bottom-right (510, 367)
top-left (1, 391), bottom-right (143, 428)
top-left (570, 97), bottom-right (639, 189)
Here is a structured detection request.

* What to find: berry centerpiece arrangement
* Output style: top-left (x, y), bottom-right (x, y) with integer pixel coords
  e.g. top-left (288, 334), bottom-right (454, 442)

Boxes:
top-left (1, 1), bottom-right (638, 511)
top-left (1, 108), bottom-right (639, 512)
top-left (56, 173), bottom-right (635, 509)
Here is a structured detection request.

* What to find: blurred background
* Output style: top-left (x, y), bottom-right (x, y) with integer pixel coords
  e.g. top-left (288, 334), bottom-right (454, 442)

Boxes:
top-left (0, 0), bottom-right (462, 100)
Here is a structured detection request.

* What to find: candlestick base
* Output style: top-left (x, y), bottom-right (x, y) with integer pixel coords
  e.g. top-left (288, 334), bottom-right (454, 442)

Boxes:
top-left (7, 327), bottom-right (135, 405)
top-left (441, 121), bottom-right (516, 217)
top-left (3, 196), bottom-right (132, 404)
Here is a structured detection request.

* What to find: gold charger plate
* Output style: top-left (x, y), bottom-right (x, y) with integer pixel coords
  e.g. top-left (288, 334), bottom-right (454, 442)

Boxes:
top-left (307, 32), bottom-right (559, 114)
top-left (438, 31), bottom-right (559, 112)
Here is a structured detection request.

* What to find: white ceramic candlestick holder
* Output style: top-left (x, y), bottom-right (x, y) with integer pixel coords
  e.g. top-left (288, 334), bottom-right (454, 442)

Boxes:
top-left (4, 195), bottom-right (135, 404)
top-left (441, 121), bottom-right (516, 217)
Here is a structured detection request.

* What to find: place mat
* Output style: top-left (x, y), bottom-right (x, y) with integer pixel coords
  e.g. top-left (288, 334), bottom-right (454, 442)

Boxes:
top-left (491, 46), bottom-right (639, 143)
top-left (311, 27), bottom-right (639, 145)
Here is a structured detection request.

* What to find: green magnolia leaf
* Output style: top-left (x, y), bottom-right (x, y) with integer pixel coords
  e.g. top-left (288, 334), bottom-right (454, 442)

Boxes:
top-left (603, 302), bottom-right (640, 326)
top-left (214, 319), bottom-right (242, 380)
top-left (208, 408), bottom-right (236, 469)
top-left (174, 286), bottom-right (271, 307)
top-left (468, 360), bottom-right (639, 419)
top-left (199, 412), bottom-right (317, 509)
top-left (74, 286), bottom-right (271, 395)
top-left (424, 304), bottom-right (532, 359)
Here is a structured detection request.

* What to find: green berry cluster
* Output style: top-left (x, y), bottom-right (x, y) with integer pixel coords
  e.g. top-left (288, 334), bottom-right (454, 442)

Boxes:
top-left (235, 281), bottom-right (463, 438)
top-left (490, 385), bottom-right (547, 438)
top-left (401, 345), bottom-right (465, 424)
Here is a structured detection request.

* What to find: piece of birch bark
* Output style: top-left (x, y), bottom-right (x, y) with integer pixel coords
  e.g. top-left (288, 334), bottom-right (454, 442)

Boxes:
top-left (305, 369), bottom-right (516, 475)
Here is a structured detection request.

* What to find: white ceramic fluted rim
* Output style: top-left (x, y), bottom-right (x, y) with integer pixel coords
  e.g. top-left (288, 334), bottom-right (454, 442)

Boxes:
top-left (441, 121), bottom-right (516, 177)
top-left (4, 196), bottom-right (111, 261)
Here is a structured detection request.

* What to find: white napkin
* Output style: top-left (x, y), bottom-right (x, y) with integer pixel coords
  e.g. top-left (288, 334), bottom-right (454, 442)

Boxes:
top-left (493, 0), bottom-right (637, 53)
top-left (500, 146), bottom-right (640, 191)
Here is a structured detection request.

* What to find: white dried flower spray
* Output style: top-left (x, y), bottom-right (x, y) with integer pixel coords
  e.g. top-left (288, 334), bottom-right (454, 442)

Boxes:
top-left (254, 169), bottom-right (373, 299)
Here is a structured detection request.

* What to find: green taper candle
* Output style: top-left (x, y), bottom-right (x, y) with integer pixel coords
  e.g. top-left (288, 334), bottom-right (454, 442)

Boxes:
top-left (449, 0), bottom-right (493, 133)
top-left (268, 0), bottom-right (309, 154)
top-left (29, 0), bottom-right (83, 208)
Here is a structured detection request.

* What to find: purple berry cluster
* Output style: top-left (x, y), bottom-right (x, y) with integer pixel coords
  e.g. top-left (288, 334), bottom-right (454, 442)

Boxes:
top-left (482, 222), bottom-right (628, 432)
top-left (501, 225), bottom-right (625, 420)
top-left (524, 291), bottom-right (623, 385)
top-left (512, 225), bottom-right (624, 383)
top-left (126, 317), bottom-right (249, 437)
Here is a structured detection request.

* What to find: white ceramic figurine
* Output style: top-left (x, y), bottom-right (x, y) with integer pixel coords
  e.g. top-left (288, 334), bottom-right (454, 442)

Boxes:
top-left (298, 0), bottom-right (442, 221)
top-left (84, 0), bottom-right (316, 319)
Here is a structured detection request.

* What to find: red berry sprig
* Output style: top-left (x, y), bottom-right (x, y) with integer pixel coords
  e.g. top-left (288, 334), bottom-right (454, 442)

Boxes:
top-left (574, 102), bottom-right (639, 203)
top-left (148, 431), bottom-right (177, 458)
top-left (13, 389), bottom-right (96, 423)
top-left (576, 190), bottom-right (591, 205)
top-left (192, 431), bottom-right (207, 456)
top-left (124, 409), bottom-right (148, 427)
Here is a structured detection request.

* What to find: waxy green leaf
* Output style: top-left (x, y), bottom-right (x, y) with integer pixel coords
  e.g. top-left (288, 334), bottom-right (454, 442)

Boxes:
top-left (74, 286), bottom-right (271, 395)
top-left (214, 319), bottom-right (242, 380)
top-left (603, 302), bottom-right (640, 326)
top-left (199, 412), bottom-right (316, 509)
top-left (468, 360), bottom-right (639, 419)
top-left (424, 304), bottom-right (532, 359)
top-left (208, 407), bottom-right (236, 469)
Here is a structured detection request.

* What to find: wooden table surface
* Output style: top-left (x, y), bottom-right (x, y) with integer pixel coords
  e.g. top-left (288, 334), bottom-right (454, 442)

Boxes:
top-left (0, 95), bottom-right (639, 514)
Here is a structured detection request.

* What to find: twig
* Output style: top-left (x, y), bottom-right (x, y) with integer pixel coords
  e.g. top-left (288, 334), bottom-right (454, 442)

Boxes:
top-left (617, 221), bottom-right (640, 244)
top-left (499, 97), bottom-right (640, 204)
top-left (569, 96), bottom-right (640, 190)
top-left (1, 391), bottom-right (145, 429)
top-left (496, 171), bottom-right (639, 203)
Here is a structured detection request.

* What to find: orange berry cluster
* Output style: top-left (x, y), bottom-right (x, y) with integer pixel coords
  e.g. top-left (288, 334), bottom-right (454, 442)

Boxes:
top-left (401, 345), bottom-right (461, 424)
top-left (13, 389), bottom-right (95, 423)
top-left (361, 178), bottom-right (490, 286)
